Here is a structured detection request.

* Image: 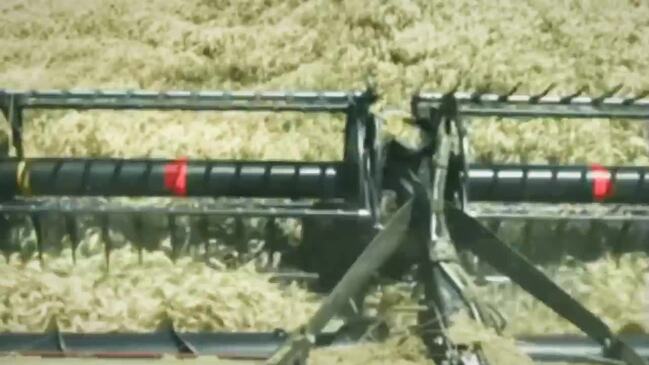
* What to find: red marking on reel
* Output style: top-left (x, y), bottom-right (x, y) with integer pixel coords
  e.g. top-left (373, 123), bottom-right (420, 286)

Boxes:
top-left (164, 157), bottom-right (188, 196)
top-left (590, 163), bottom-right (613, 201)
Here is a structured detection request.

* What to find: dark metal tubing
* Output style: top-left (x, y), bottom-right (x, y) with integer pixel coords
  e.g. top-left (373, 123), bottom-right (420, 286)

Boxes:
top-left (0, 88), bottom-right (377, 204)
top-left (3, 161), bottom-right (649, 204)
top-left (517, 334), bottom-right (649, 363)
top-left (0, 158), bottom-right (354, 199)
top-left (0, 332), bottom-right (334, 360)
top-left (1, 332), bottom-right (648, 362)
top-left (466, 164), bottom-right (649, 204)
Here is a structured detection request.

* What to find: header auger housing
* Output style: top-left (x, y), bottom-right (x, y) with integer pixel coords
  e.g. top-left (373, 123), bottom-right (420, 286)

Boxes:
top-left (0, 84), bottom-right (649, 365)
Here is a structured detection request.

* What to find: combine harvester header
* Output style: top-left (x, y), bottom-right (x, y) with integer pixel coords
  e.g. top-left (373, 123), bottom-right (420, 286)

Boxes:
top-left (0, 84), bottom-right (648, 365)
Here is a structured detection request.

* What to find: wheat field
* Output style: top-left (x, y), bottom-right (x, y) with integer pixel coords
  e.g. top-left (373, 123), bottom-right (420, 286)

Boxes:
top-left (1, 0), bottom-right (649, 364)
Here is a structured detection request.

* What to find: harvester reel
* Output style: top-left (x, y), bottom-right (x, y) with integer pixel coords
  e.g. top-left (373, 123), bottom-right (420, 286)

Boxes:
top-left (1, 86), bottom-right (649, 365)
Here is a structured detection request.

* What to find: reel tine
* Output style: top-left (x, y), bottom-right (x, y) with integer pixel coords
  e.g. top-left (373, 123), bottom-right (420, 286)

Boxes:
top-left (530, 83), bottom-right (557, 103)
top-left (470, 84), bottom-right (491, 103)
top-left (522, 218), bottom-right (533, 258)
top-left (593, 84), bottom-right (624, 105)
top-left (613, 220), bottom-right (633, 261)
top-left (554, 219), bottom-right (568, 249)
top-left (265, 217), bottom-right (280, 253)
top-left (498, 82), bottom-right (522, 101)
top-left (486, 218), bottom-right (502, 233)
top-left (100, 213), bottom-right (112, 272)
top-left (64, 213), bottom-right (79, 264)
top-left (31, 213), bottom-right (44, 267)
top-left (234, 217), bottom-right (247, 254)
top-left (0, 213), bottom-right (9, 263)
top-left (559, 86), bottom-right (587, 104)
top-left (134, 213), bottom-right (144, 265)
top-left (585, 220), bottom-right (607, 261)
top-left (197, 215), bottom-right (209, 260)
top-left (168, 214), bottom-right (179, 263)
top-left (622, 89), bottom-right (649, 105)
top-left (442, 80), bottom-right (462, 100)
top-left (619, 220), bottom-right (632, 241)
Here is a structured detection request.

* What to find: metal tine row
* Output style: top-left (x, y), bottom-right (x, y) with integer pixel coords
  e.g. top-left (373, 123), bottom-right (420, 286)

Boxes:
top-left (7, 210), bottom-right (289, 270)
top-left (64, 213), bottom-right (79, 264)
top-left (6, 85), bottom-right (648, 106)
top-left (18, 315), bottom-right (199, 358)
top-left (0, 88), bottom-right (333, 99)
top-left (477, 216), bottom-right (645, 265)
top-left (470, 217), bottom-right (644, 283)
top-left (0, 88), bottom-right (370, 112)
top-left (419, 83), bottom-right (649, 106)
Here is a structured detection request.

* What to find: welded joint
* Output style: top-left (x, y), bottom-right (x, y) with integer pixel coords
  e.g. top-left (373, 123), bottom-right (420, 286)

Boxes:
top-left (265, 327), bottom-right (313, 365)
top-left (157, 317), bottom-right (199, 357)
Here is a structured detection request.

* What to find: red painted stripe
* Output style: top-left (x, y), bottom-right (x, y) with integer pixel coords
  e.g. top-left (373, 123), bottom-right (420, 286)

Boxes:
top-left (21, 351), bottom-right (67, 358)
top-left (164, 157), bottom-right (188, 196)
top-left (590, 163), bottom-right (613, 201)
top-left (3, 351), bottom-right (219, 359)
top-left (93, 352), bottom-right (163, 359)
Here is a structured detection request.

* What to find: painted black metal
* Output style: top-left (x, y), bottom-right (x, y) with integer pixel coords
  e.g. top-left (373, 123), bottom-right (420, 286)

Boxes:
top-left (0, 316), bottom-right (390, 360)
top-left (468, 205), bottom-right (649, 267)
top-left (264, 198), bottom-right (414, 362)
top-left (299, 208), bottom-right (380, 292)
top-left (413, 88), bottom-right (649, 120)
top-left (4, 159), bottom-right (649, 205)
top-left (518, 334), bottom-right (649, 363)
top-left (0, 89), bottom-right (372, 113)
top-left (0, 331), bottom-right (298, 359)
top-left (0, 158), bottom-right (353, 199)
top-left (0, 88), bottom-right (378, 194)
top-left (3, 330), bottom-right (647, 362)
top-left (0, 199), bottom-right (371, 219)
top-left (445, 204), bottom-right (648, 365)
top-left (467, 164), bottom-right (649, 204)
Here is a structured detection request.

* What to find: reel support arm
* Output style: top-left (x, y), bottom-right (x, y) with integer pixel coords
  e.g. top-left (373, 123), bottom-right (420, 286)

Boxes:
top-left (412, 93), bottom-right (494, 365)
top-left (445, 204), bottom-right (648, 365)
top-left (421, 90), bottom-right (649, 365)
top-left (266, 196), bottom-right (414, 365)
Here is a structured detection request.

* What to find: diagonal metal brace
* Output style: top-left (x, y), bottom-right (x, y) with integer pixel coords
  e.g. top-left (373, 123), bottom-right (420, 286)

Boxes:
top-left (444, 204), bottom-right (648, 365)
top-left (265, 197), bottom-right (414, 364)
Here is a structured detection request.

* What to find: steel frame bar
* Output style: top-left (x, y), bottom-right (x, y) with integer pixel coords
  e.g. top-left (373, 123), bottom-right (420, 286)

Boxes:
top-left (0, 159), bottom-right (352, 199)
top-left (467, 164), bottom-right (649, 204)
top-left (3, 159), bottom-right (649, 205)
top-left (413, 89), bottom-right (649, 120)
top-left (0, 199), bottom-right (371, 219)
top-left (1, 331), bottom-right (648, 362)
top-left (0, 89), bottom-right (370, 113)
